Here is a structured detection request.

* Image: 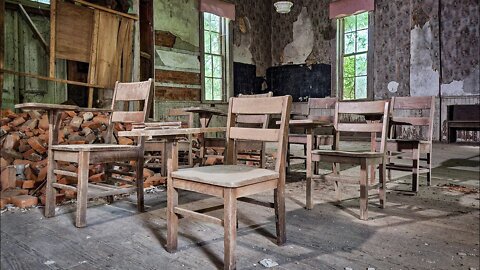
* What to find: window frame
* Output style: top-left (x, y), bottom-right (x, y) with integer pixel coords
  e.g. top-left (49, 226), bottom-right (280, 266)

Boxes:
top-left (336, 12), bottom-right (374, 101)
top-left (199, 12), bottom-right (233, 104)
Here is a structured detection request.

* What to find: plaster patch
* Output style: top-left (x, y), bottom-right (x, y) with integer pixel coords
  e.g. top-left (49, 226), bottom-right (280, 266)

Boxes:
top-left (410, 22), bottom-right (439, 96)
top-left (233, 34), bottom-right (254, 64)
top-left (156, 49), bottom-right (200, 71)
top-left (282, 7), bottom-right (314, 65)
top-left (441, 80), bottom-right (464, 96)
top-left (154, 0), bottom-right (199, 47)
top-left (388, 81), bottom-right (399, 93)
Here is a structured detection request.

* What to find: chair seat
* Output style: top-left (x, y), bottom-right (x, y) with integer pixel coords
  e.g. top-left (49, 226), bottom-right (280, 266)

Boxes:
top-left (311, 149), bottom-right (384, 158)
top-left (171, 165), bottom-right (279, 188)
top-left (51, 144), bottom-right (138, 152)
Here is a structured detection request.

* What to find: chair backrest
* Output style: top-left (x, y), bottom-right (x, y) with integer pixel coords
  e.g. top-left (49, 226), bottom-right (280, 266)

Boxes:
top-left (389, 96), bottom-right (435, 142)
top-left (334, 100), bottom-right (390, 153)
top-left (107, 79), bottom-right (153, 144)
top-left (167, 108), bottom-right (194, 128)
top-left (225, 95), bottom-right (292, 173)
top-left (307, 97), bottom-right (337, 123)
top-left (237, 92), bottom-right (273, 128)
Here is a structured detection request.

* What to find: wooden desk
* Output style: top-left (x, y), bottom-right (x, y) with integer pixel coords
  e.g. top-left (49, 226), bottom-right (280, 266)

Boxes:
top-left (182, 107), bottom-right (227, 128)
top-left (119, 127), bottom-right (227, 176)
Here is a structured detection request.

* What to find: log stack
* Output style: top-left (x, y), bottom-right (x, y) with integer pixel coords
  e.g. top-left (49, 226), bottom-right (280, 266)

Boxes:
top-left (0, 109), bottom-right (165, 209)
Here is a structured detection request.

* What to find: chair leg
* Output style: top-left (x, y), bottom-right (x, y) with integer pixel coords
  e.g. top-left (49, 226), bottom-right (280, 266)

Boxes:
top-left (76, 151), bottom-right (90, 228)
top-left (136, 156), bottom-right (145, 212)
top-left (379, 162), bottom-right (386, 208)
top-left (224, 188), bottom-right (237, 270)
top-left (412, 148), bottom-right (420, 192)
top-left (333, 162), bottom-right (341, 202)
top-left (306, 172), bottom-right (313, 210)
top-left (359, 160), bottom-right (368, 220)
top-left (45, 153), bottom-right (57, 218)
top-left (426, 152), bottom-right (432, 186)
top-left (274, 187), bottom-right (286, 245)
top-left (286, 143), bottom-right (291, 174)
top-left (166, 176), bottom-right (178, 252)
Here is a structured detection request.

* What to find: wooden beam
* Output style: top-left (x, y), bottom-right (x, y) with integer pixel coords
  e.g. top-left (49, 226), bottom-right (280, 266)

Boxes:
top-left (0, 0), bottom-right (4, 110)
top-left (0, 68), bottom-right (105, 89)
top-left (87, 11), bottom-right (100, 108)
top-left (132, 0), bottom-right (140, 82)
top-left (73, 0), bottom-right (138, 20)
top-left (48, 0), bottom-right (56, 78)
top-left (18, 4), bottom-right (49, 54)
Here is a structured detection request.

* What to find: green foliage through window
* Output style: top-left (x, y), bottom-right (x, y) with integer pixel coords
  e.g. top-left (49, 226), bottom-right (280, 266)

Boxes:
top-left (341, 13), bottom-right (369, 100)
top-left (203, 13), bottom-right (225, 101)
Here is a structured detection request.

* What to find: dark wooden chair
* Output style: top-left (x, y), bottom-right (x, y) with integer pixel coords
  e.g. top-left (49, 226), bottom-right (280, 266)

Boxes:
top-left (46, 79), bottom-right (153, 227)
top-left (309, 100), bottom-right (389, 220)
top-left (166, 95), bottom-right (292, 270)
top-left (381, 96), bottom-right (435, 192)
top-left (287, 97), bottom-right (336, 171)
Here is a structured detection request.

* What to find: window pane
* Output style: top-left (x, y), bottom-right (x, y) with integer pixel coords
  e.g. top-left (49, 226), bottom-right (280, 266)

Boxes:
top-left (211, 33), bottom-right (221, 54)
top-left (343, 77), bottom-right (355, 100)
top-left (344, 32), bottom-right (356, 54)
top-left (212, 55), bottom-right (222, 78)
top-left (210, 14), bottom-right (221, 33)
top-left (344, 55), bottom-right (355, 77)
top-left (204, 55), bottom-right (213, 77)
top-left (355, 76), bottom-right (367, 99)
top-left (344, 16), bottom-right (355, 32)
top-left (357, 12), bottom-right (368, 30)
top-left (204, 13), bottom-right (212, 30)
top-left (357, 29), bottom-right (368, 52)
top-left (205, 78), bottom-right (213, 100)
top-left (355, 54), bottom-right (367, 76)
top-left (213, 79), bottom-right (222, 100)
top-left (204, 31), bottom-right (211, 53)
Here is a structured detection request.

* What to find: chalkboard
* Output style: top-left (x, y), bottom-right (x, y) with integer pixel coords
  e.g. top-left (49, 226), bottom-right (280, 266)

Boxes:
top-left (266, 64), bottom-right (331, 101)
top-left (233, 62), bottom-right (265, 96)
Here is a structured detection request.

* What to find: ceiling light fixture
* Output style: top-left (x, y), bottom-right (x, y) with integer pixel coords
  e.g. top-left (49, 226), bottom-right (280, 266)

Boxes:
top-left (274, 1), bottom-right (293, 14)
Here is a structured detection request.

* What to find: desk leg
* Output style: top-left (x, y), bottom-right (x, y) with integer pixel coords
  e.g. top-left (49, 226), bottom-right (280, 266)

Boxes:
top-left (370, 132), bottom-right (377, 185)
top-left (45, 110), bottom-right (61, 218)
top-left (306, 128), bottom-right (314, 210)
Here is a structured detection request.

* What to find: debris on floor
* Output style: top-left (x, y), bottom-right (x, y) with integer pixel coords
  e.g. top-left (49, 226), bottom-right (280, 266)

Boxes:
top-left (259, 258), bottom-right (279, 268)
top-left (439, 183), bottom-right (479, 194)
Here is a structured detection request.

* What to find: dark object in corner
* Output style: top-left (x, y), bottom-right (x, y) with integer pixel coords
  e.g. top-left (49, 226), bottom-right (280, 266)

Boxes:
top-left (233, 62), bottom-right (265, 96)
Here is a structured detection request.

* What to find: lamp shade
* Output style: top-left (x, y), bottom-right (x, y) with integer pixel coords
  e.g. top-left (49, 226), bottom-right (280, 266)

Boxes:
top-left (274, 1), bottom-right (293, 14)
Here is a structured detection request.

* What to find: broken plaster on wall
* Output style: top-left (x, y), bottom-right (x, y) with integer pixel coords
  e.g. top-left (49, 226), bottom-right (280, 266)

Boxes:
top-left (410, 21), bottom-right (439, 96)
top-left (441, 67), bottom-right (480, 95)
top-left (388, 81), bottom-right (399, 93)
top-left (282, 7), bottom-right (314, 65)
top-left (233, 34), bottom-right (254, 65)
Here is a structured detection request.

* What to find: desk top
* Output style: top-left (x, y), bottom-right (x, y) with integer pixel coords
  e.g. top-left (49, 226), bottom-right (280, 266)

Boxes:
top-left (182, 107), bottom-right (227, 116)
top-left (15, 103), bottom-right (79, 111)
top-left (119, 127), bottom-right (226, 137)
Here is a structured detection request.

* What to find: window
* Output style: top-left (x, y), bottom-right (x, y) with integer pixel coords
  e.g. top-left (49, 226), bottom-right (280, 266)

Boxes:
top-left (202, 12), bottom-right (231, 102)
top-left (337, 12), bottom-right (370, 100)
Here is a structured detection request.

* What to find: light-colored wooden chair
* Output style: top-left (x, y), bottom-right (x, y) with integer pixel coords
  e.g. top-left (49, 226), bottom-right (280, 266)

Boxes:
top-left (309, 100), bottom-right (389, 220)
top-left (381, 96), bottom-right (435, 192)
top-left (46, 79), bottom-right (153, 227)
top-left (144, 109), bottom-right (195, 175)
top-left (166, 95), bottom-right (292, 270)
top-left (287, 97), bottom-right (336, 171)
top-left (236, 92), bottom-right (273, 168)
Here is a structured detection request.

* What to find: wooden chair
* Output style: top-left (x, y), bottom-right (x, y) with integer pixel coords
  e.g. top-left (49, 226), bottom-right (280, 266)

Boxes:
top-left (144, 109), bottom-right (195, 175)
top-left (309, 100), bottom-right (389, 220)
top-left (236, 92), bottom-right (273, 168)
top-left (287, 97), bottom-right (336, 171)
top-left (166, 95), bottom-right (292, 270)
top-left (381, 96), bottom-right (435, 192)
top-left (46, 79), bottom-right (153, 227)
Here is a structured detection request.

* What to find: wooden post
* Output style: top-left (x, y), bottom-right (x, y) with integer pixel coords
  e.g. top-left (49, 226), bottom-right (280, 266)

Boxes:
top-left (132, 0), bottom-right (140, 82)
top-left (87, 11), bottom-right (100, 108)
top-left (0, 0), bottom-right (4, 109)
top-left (49, 0), bottom-right (56, 78)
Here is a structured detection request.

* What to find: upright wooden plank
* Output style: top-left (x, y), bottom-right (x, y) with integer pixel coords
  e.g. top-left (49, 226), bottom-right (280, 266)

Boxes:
top-left (87, 10), bottom-right (100, 108)
top-left (95, 12), bottom-right (120, 88)
top-left (132, 0), bottom-right (140, 82)
top-left (48, 0), bottom-right (56, 78)
top-left (0, 0), bottom-right (4, 109)
top-left (122, 19), bottom-right (134, 82)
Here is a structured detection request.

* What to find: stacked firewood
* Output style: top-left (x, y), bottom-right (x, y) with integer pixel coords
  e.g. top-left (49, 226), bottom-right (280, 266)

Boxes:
top-left (0, 109), bottom-right (165, 209)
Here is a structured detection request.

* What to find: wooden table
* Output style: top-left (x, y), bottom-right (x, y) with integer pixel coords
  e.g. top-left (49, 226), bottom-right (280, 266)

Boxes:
top-left (182, 107), bottom-right (227, 128)
top-left (119, 127), bottom-right (227, 176)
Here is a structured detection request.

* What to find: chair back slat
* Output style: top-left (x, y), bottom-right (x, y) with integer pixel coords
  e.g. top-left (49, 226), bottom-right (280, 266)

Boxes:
top-left (308, 97), bottom-right (337, 109)
top-left (337, 123), bottom-right (384, 133)
top-left (225, 95), bottom-right (292, 174)
top-left (391, 116), bottom-right (430, 126)
top-left (113, 80), bottom-right (153, 101)
top-left (229, 127), bottom-right (279, 142)
top-left (392, 96), bottom-right (433, 110)
top-left (237, 92), bottom-right (273, 125)
top-left (338, 100), bottom-right (387, 114)
top-left (111, 111), bottom-right (145, 123)
top-left (231, 96), bottom-right (285, 114)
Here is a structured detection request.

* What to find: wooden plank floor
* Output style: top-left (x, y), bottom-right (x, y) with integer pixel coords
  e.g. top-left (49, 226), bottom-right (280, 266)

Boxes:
top-left (1, 142), bottom-right (479, 270)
